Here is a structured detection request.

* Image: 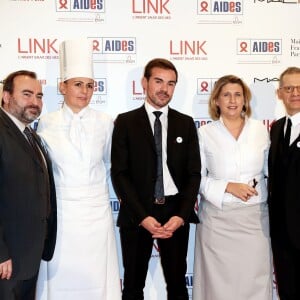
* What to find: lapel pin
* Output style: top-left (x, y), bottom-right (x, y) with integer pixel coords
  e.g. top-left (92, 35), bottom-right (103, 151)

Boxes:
top-left (176, 137), bottom-right (183, 143)
top-left (297, 141), bottom-right (300, 148)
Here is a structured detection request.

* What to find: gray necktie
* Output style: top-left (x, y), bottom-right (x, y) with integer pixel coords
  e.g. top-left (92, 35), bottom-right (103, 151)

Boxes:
top-left (153, 111), bottom-right (164, 199)
top-left (24, 126), bottom-right (44, 165)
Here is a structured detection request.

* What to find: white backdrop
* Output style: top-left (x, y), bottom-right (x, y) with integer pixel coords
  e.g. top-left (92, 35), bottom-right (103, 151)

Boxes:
top-left (1, 0), bottom-right (300, 299)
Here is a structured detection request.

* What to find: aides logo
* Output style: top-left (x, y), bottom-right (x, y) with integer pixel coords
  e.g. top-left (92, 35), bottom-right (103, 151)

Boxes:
top-left (93, 78), bottom-right (106, 95)
top-left (197, 78), bottom-right (218, 95)
top-left (90, 78), bottom-right (107, 106)
top-left (17, 38), bottom-right (59, 60)
top-left (198, 0), bottom-right (243, 15)
top-left (90, 37), bottom-right (136, 64)
top-left (56, 0), bottom-right (105, 12)
top-left (131, 0), bottom-right (172, 20)
top-left (110, 198), bottom-right (120, 215)
top-left (169, 40), bottom-right (208, 61)
top-left (237, 39), bottom-right (282, 64)
top-left (56, 78), bottom-right (107, 105)
top-left (194, 118), bottom-right (212, 129)
top-left (237, 39), bottom-right (282, 55)
top-left (186, 273), bottom-right (193, 297)
top-left (195, 78), bottom-right (218, 104)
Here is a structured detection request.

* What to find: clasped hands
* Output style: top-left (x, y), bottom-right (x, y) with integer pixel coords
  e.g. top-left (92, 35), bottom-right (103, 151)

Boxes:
top-left (0, 259), bottom-right (12, 280)
top-left (141, 216), bottom-right (184, 239)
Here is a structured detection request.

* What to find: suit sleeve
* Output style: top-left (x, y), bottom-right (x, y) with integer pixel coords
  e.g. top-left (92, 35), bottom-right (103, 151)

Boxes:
top-left (176, 117), bottom-right (201, 222)
top-left (111, 114), bottom-right (149, 224)
top-left (0, 138), bottom-right (10, 263)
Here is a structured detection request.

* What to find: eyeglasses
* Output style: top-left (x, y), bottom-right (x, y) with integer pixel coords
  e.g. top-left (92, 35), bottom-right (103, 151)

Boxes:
top-left (280, 85), bottom-right (300, 93)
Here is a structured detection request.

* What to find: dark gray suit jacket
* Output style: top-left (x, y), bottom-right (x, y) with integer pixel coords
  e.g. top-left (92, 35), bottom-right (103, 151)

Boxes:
top-left (268, 116), bottom-right (300, 248)
top-left (0, 108), bottom-right (57, 280)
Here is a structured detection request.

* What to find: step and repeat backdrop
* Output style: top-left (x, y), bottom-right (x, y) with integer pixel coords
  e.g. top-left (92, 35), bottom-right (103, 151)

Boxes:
top-left (1, 0), bottom-right (300, 299)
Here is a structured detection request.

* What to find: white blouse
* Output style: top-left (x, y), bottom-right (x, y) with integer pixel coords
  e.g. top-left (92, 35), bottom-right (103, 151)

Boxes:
top-left (199, 118), bottom-right (269, 209)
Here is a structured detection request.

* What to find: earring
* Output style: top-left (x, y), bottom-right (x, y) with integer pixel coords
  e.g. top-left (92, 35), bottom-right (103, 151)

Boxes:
top-left (241, 105), bottom-right (246, 117)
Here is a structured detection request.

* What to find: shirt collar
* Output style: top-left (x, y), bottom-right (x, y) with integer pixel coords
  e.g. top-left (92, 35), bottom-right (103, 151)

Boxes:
top-left (287, 112), bottom-right (300, 127)
top-left (62, 102), bottom-right (89, 120)
top-left (1, 107), bottom-right (26, 132)
top-left (144, 100), bottom-right (169, 117)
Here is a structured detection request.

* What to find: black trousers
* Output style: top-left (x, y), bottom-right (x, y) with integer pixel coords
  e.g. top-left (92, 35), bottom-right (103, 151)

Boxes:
top-left (272, 231), bottom-right (300, 300)
top-left (120, 200), bottom-right (190, 300)
top-left (0, 273), bottom-right (38, 300)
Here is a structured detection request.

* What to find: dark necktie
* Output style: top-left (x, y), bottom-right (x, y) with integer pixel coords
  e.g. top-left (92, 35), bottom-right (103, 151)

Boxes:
top-left (153, 111), bottom-right (164, 199)
top-left (283, 117), bottom-right (292, 152)
top-left (24, 126), bottom-right (44, 165)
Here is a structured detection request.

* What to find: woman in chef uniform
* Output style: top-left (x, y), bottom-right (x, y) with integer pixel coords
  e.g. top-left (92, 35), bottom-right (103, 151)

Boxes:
top-left (36, 39), bottom-right (121, 300)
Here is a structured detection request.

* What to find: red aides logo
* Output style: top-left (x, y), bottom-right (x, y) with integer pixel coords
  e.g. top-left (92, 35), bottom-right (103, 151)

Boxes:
top-left (170, 40), bottom-right (207, 56)
top-left (103, 38), bottom-right (135, 53)
top-left (237, 39), bottom-right (282, 55)
top-left (132, 0), bottom-right (171, 14)
top-left (197, 78), bottom-right (218, 95)
top-left (198, 0), bottom-right (242, 14)
top-left (18, 38), bottom-right (58, 54)
top-left (56, 0), bottom-right (104, 11)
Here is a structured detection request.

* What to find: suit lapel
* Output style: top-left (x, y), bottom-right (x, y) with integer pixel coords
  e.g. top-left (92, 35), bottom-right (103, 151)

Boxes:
top-left (138, 106), bottom-right (156, 152)
top-left (0, 109), bottom-right (45, 167)
top-left (31, 129), bottom-right (52, 168)
top-left (167, 108), bottom-right (178, 148)
top-left (270, 117), bottom-right (285, 166)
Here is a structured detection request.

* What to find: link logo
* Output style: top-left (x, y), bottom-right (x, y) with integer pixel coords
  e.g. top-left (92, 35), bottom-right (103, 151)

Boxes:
top-left (17, 38), bottom-right (59, 60)
top-left (169, 40), bottom-right (208, 61)
top-left (132, 0), bottom-right (171, 14)
top-left (198, 0), bottom-right (243, 15)
top-left (237, 39), bottom-right (282, 55)
top-left (131, 0), bottom-right (172, 20)
top-left (56, 0), bottom-right (105, 12)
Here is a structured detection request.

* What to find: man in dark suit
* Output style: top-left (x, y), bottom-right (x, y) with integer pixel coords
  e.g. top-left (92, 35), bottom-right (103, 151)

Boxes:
top-left (111, 58), bottom-right (201, 300)
top-left (268, 66), bottom-right (300, 300)
top-left (0, 70), bottom-right (57, 300)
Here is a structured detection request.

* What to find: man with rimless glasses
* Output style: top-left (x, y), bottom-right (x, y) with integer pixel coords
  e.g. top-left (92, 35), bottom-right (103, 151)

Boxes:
top-left (268, 67), bottom-right (300, 300)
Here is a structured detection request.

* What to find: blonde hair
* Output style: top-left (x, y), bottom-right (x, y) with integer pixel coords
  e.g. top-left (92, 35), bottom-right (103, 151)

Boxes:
top-left (208, 75), bottom-right (252, 120)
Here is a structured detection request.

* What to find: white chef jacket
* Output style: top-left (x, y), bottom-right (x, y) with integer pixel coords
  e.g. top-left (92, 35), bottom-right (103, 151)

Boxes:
top-left (37, 103), bottom-right (112, 191)
top-left (199, 117), bottom-right (269, 209)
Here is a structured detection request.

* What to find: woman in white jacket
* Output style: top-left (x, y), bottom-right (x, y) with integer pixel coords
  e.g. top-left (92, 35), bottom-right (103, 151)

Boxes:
top-left (192, 75), bottom-right (273, 300)
top-left (36, 39), bottom-right (121, 300)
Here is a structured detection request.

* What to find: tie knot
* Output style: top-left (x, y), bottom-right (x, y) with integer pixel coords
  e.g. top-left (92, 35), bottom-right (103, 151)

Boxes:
top-left (286, 117), bottom-right (292, 129)
top-left (153, 111), bottom-right (162, 119)
top-left (24, 126), bottom-right (32, 135)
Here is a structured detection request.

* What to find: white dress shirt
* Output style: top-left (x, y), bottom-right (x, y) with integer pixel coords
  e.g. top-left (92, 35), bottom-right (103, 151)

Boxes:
top-left (144, 101), bottom-right (178, 196)
top-left (199, 117), bottom-right (269, 209)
